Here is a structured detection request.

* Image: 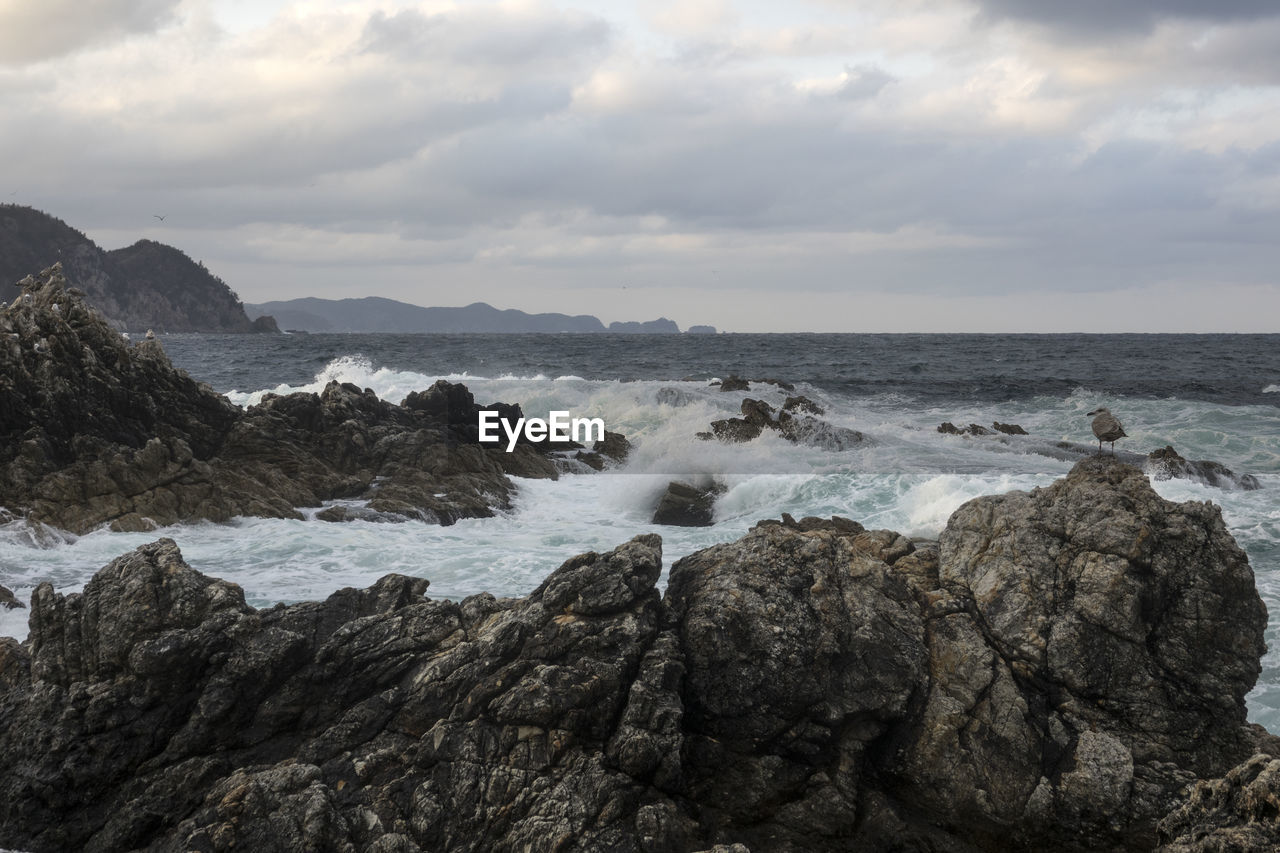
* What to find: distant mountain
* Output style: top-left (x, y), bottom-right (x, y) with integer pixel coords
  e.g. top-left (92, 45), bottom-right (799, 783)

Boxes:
top-left (246, 296), bottom-right (707, 334)
top-left (0, 205), bottom-right (274, 333)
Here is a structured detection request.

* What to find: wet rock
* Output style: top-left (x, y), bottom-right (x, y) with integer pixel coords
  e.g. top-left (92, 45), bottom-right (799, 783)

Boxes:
top-left (575, 430), bottom-right (633, 471)
top-left (937, 421), bottom-right (999, 436)
top-left (992, 421), bottom-right (1028, 435)
top-left (754, 377), bottom-right (795, 392)
top-left (715, 375), bottom-right (750, 392)
top-left (709, 398), bottom-right (864, 449)
top-left (782, 395), bottom-right (824, 415)
top-left (652, 481), bottom-right (722, 526)
top-left (1157, 754), bottom-right (1280, 852)
top-left (0, 460), bottom-right (1268, 852)
top-left (1148, 445), bottom-right (1261, 491)
top-left (0, 583), bottom-right (23, 610)
top-left (0, 266), bottom-right (617, 533)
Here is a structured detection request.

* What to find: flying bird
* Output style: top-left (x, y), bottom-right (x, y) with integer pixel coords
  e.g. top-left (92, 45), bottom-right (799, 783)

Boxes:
top-left (153, 214), bottom-right (166, 221)
top-left (1087, 407), bottom-right (1127, 454)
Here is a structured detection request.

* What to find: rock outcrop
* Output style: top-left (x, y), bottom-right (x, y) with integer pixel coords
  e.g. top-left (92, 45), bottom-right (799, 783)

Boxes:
top-left (651, 480), bottom-right (722, 526)
top-left (0, 265), bottom-right (606, 533)
top-left (0, 584), bottom-right (22, 610)
top-left (705, 397), bottom-right (864, 450)
top-left (0, 457), bottom-right (1269, 852)
top-left (1157, 754), bottom-right (1280, 851)
top-left (1148, 445), bottom-right (1262, 490)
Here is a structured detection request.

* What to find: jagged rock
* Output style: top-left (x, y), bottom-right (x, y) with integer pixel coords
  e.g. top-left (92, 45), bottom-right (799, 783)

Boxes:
top-left (0, 266), bottom-right (616, 533)
top-left (0, 583), bottom-right (23, 610)
top-left (992, 421), bottom-right (1028, 435)
top-left (652, 481), bottom-right (722, 526)
top-left (937, 421), bottom-right (998, 436)
top-left (0, 535), bottom-right (679, 852)
top-left (709, 399), bottom-right (864, 450)
top-left (1148, 445), bottom-right (1262, 490)
top-left (1157, 754), bottom-right (1280, 851)
top-left (755, 377), bottom-right (796, 391)
top-left (782, 395), bottom-right (824, 415)
top-left (575, 430), bottom-right (633, 470)
top-left (716, 375), bottom-right (750, 392)
top-left (0, 460), bottom-right (1268, 852)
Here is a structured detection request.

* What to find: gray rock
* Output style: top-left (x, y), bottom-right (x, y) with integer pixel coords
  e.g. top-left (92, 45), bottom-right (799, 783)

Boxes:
top-left (0, 583), bottom-right (23, 610)
top-left (0, 266), bottom-right (620, 534)
top-left (1157, 754), bottom-right (1280, 851)
top-left (709, 398), bottom-right (863, 449)
top-left (1148, 444), bottom-right (1262, 490)
top-left (0, 459), bottom-right (1269, 852)
top-left (652, 481), bottom-right (721, 526)
top-left (992, 421), bottom-right (1028, 435)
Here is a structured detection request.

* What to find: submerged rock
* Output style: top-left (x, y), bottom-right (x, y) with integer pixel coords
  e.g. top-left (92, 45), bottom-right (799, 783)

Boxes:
top-left (0, 459), bottom-right (1269, 851)
top-left (0, 265), bottom-right (617, 533)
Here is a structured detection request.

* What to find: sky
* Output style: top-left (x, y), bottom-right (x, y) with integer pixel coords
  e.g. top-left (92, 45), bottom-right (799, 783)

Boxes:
top-left (1, 0), bottom-right (1279, 332)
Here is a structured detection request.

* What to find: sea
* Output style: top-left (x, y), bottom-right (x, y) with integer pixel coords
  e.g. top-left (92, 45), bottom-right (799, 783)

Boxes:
top-left (2, 332), bottom-right (1278, 727)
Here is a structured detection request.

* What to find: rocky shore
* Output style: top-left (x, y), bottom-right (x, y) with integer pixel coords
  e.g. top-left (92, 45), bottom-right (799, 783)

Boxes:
top-left (0, 264), bottom-right (624, 534)
top-left (1, 456), bottom-right (1275, 851)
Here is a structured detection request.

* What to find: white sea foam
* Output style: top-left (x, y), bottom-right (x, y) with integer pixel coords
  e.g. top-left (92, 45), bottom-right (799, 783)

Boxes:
top-left (1265, 384), bottom-right (1279, 394)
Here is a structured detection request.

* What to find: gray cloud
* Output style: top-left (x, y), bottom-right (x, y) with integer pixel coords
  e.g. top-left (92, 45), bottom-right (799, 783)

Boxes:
top-left (3, 1), bottom-right (1277, 330)
top-left (973, 0), bottom-right (1280, 36)
top-left (0, 0), bottom-right (181, 64)
top-left (359, 7), bottom-right (611, 67)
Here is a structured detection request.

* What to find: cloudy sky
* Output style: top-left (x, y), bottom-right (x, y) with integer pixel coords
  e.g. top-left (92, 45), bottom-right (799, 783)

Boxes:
top-left (2, 0), bottom-right (1278, 331)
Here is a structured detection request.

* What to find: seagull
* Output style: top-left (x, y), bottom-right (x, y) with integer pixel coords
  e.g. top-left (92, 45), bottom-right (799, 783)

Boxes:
top-left (1087, 407), bottom-right (1127, 454)
top-left (153, 214), bottom-right (166, 221)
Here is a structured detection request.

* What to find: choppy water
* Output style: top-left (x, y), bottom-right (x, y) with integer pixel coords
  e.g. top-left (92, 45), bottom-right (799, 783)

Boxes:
top-left (2, 333), bottom-right (1278, 728)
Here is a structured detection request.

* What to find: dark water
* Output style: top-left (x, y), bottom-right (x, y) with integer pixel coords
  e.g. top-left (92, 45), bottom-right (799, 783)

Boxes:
top-left (162, 332), bottom-right (1280, 407)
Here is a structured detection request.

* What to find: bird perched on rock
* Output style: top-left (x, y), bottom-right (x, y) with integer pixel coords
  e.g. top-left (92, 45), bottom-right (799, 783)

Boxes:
top-left (1087, 407), bottom-right (1127, 454)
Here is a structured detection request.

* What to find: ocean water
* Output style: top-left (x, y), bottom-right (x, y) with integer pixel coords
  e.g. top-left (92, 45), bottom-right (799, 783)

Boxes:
top-left (2, 332), bottom-right (1278, 728)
